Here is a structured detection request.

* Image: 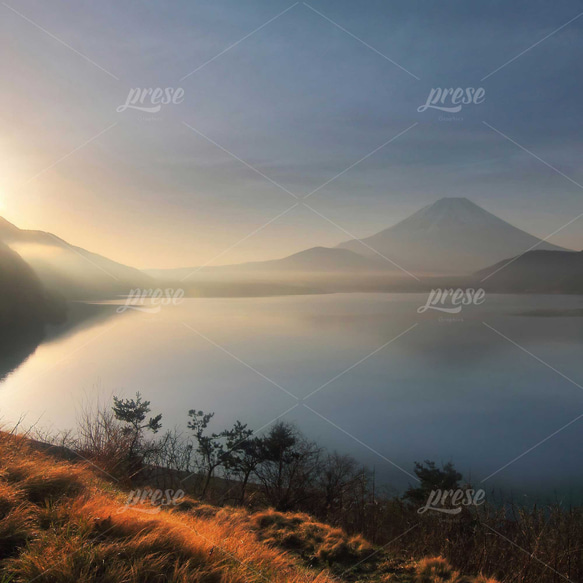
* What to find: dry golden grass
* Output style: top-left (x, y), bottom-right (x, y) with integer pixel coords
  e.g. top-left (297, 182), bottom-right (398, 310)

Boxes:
top-left (0, 432), bottom-right (498, 583)
top-left (248, 509), bottom-right (373, 567)
top-left (0, 432), bottom-right (337, 583)
top-left (172, 506), bottom-right (499, 583)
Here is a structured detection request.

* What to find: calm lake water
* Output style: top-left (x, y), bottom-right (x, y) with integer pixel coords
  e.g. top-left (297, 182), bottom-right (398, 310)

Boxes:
top-left (1, 293), bottom-right (582, 499)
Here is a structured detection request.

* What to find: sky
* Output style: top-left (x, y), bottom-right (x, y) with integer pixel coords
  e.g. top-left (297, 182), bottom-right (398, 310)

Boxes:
top-left (1, 0), bottom-right (582, 268)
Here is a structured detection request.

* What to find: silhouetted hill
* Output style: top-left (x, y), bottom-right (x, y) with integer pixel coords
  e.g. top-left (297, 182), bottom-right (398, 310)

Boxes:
top-left (476, 250), bottom-right (583, 293)
top-left (337, 198), bottom-right (568, 275)
top-left (0, 240), bottom-right (66, 378)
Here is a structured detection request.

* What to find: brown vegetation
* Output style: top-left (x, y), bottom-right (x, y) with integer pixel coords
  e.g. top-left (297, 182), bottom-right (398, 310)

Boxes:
top-left (30, 394), bottom-right (583, 582)
top-left (0, 431), bottom-right (495, 583)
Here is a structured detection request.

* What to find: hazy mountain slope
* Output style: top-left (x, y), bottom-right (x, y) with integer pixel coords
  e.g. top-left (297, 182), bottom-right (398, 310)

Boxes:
top-left (476, 250), bottom-right (583, 293)
top-left (337, 198), bottom-right (568, 275)
top-left (0, 217), bottom-right (152, 299)
top-left (147, 246), bottom-right (381, 280)
top-left (229, 246), bottom-right (382, 272)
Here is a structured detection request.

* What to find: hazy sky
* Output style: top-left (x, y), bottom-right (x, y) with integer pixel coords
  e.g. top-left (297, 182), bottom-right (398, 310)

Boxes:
top-left (2, 0), bottom-right (582, 268)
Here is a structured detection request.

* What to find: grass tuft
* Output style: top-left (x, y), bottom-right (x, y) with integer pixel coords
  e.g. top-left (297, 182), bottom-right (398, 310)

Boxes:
top-left (249, 509), bottom-right (374, 568)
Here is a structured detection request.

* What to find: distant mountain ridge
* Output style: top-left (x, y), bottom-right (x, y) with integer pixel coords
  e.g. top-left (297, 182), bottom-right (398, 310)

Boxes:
top-left (337, 198), bottom-right (568, 275)
top-left (225, 246), bottom-right (382, 272)
top-left (0, 216), bottom-right (151, 299)
top-left (148, 198), bottom-right (572, 280)
top-left (146, 247), bottom-right (384, 280)
top-left (2, 198), bottom-right (579, 299)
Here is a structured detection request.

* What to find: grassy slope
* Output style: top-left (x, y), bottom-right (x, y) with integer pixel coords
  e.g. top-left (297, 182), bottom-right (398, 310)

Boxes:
top-left (0, 433), bottom-right (497, 583)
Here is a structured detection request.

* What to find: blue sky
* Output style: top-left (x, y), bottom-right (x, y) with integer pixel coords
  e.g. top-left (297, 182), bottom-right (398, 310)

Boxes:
top-left (1, 0), bottom-right (582, 267)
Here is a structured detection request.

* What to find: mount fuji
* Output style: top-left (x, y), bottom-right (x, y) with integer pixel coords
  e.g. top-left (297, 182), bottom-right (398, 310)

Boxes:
top-left (336, 197), bottom-right (569, 275)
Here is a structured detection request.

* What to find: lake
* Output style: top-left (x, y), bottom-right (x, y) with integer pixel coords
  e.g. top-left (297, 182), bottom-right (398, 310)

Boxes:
top-left (1, 293), bottom-right (582, 500)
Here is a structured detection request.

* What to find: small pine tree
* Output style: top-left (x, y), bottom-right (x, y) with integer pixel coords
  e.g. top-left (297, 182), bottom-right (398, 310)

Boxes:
top-left (187, 410), bottom-right (225, 497)
top-left (222, 421), bottom-right (257, 504)
top-left (112, 392), bottom-right (162, 479)
top-left (403, 460), bottom-right (462, 506)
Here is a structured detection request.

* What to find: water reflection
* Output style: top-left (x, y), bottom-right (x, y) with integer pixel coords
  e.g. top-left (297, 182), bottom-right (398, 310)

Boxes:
top-left (0, 293), bottom-right (582, 500)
